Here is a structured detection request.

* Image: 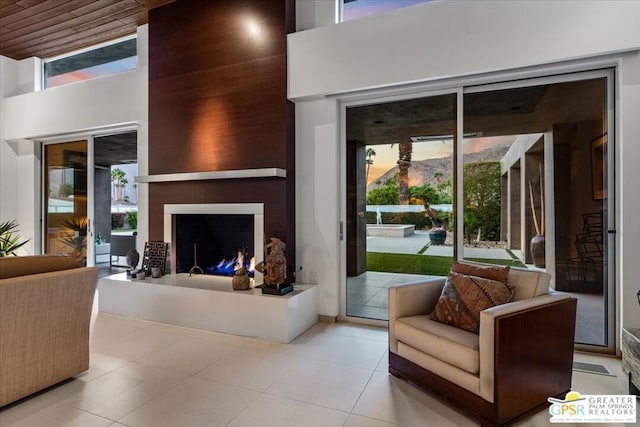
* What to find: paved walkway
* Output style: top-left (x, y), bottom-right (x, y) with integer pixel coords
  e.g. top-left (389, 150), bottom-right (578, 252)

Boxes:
top-left (366, 230), bottom-right (513, 260)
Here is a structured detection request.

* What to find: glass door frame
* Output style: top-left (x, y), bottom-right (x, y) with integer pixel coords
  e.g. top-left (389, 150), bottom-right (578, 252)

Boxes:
top-left (338, 65), bottom-right (618, 354)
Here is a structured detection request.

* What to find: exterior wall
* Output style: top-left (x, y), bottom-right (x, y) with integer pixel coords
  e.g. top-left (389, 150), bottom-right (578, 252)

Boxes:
top-left (290, 0), bottom-right (640, 338)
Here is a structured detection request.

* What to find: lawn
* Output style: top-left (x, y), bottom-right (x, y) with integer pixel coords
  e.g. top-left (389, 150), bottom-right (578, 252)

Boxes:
top-left (366, 252), bottom-right (526, 276)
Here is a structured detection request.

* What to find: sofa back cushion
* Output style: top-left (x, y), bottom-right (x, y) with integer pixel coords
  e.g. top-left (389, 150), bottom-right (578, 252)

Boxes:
top-left (0, 254), bottom-right (83, 279)
top-left (451, 261), bottom-right (551, 302)
top-left (451, 261), bottom-right (510, 284)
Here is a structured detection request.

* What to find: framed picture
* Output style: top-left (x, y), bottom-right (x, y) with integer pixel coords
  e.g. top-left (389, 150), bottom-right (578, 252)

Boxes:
top-left (142, 241), bottom-right (169, 274)
top-left (591, 134), bottom-right (606, 200)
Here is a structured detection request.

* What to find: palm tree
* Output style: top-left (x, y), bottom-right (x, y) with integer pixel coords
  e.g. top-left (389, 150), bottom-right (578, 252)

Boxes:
top-left (111, 168), bottom-right (127, 201)
top-left (397, 142), bottom-right (412, 204)
top-left (365, 147), bottom-right (376, 183)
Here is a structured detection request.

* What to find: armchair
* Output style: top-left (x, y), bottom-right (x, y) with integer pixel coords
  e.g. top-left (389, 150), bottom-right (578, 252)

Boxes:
top-left (388, 266), bottom-right (577, 427)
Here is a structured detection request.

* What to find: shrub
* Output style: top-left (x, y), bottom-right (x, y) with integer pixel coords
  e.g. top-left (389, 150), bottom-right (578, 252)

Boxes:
top-left (366, 211), bottom-right (433, 230)
top-left (111, 213), bottom-right (125, 229)
top-left (125, 211), bottom-right (138, 230)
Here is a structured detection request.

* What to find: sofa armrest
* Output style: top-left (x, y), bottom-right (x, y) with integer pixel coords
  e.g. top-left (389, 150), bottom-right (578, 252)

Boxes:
top-left (478, 293), bottom-right (577, 414)
top-left (388, 278), bottom-right (446, 353)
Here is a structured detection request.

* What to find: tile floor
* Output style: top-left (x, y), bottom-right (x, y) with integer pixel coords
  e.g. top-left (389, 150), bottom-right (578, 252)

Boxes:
top-left (0, 313), bottom-right (635, 427)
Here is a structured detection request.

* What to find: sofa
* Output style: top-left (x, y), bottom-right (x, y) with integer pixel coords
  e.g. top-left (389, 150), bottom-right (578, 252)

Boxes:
top-left (388, 262), bottom-right (577, 426)
top-left (0, 254), bottom-right (97, 407)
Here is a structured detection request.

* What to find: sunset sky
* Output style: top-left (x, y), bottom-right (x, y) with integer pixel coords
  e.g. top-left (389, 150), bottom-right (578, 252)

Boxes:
top-left (343, 0), bottom-right (430, 21)
top-left (366, 135), bottom-right (518, 184)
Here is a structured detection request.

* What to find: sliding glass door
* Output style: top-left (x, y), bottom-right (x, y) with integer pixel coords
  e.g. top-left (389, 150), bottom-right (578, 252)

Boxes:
top-left (342, 69), bottom-right (616, 353)
top-left (461, 72), bottom-right (614, 353)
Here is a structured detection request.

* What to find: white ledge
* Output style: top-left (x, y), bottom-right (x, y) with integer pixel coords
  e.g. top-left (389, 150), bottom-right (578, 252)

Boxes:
top-left (135, 168), bottom-right (286, 183)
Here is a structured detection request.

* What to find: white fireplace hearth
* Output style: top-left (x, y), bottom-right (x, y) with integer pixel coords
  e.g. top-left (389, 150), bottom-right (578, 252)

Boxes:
top-left (98, 273), bottom-right (318, 343)
top-left (98, 202), bottom-right (318, 342)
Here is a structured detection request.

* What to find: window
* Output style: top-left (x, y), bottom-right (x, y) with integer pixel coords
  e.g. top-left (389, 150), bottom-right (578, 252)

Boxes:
top-left (44, 36), bottom-right (137, 89)
top-left (341, 0), bottom-right (431, 22)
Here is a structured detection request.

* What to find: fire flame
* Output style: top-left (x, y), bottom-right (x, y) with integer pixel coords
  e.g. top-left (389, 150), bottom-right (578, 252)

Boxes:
top-left (208, 249), bottom-right (255, 276)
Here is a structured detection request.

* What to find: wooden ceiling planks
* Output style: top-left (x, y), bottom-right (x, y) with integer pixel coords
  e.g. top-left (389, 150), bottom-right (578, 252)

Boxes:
top-left (0, 0), bottom-right (174, 60)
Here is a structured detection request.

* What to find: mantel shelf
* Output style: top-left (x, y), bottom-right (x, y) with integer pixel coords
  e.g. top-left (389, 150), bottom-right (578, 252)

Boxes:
top-left (135, 168), bottom-right (286, 183)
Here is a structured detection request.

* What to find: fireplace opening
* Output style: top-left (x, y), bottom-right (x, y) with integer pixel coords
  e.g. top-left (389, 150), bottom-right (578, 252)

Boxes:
top-left (174, 214), bottom-right (255, 277)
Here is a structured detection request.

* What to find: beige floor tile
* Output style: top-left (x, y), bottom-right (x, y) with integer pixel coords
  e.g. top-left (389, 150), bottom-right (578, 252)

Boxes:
top-left (0, 398), bottom-right (113, 427)
top-left (376, 351), bottom-right (389, 372)
top-left (92, 327), bottom-right (187, 361)
top-left (285, 328), bottom-right (387, 370)
top-left (51, 362), bottom-right (185, 420)
top-left (118, 376), bottom-right (260, 427)
top-left (91, 314), bottom-right (148, 348)
top-left (343, 414), bottom-right (395, 427)
top-left (79, 352), bottom-right (131, 383)
top-left (196, 345), bottom-right (306, 391)
top-left (228, 393), bottom-right (349, 427)
top-left (351, 372), bottom-right (459, 427)
top-left (266, 358), bottom-right (374, 412)
top-left (136, 335), bottom-right (239, 375)
top-left (319, 322), bottom-right (389, 343)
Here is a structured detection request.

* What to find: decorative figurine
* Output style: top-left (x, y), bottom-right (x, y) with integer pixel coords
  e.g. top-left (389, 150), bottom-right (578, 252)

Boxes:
top-left (255, 237), bottom-right (286, 286)
top-left (126, 248), bottom-right (139, 272)
top-left (232, 266), bottom-right (251, 290)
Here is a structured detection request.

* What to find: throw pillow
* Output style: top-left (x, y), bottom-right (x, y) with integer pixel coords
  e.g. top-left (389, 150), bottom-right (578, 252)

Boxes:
top-left (451, 261), bottom-right (510, 284)
top-left (431, 272), bottom-right (513, 334)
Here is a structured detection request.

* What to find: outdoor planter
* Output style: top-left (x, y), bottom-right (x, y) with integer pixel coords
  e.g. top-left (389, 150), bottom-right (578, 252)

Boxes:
top-left (429, 229), bottom-right (446, 245)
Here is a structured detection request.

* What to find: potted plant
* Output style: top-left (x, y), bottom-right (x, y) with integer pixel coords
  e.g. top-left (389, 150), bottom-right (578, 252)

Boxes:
top-left (529, 164), bottom-right (545, 268)
top-left (0, 220), bottom-right (30, 257)
top-left (424, 201), bottom-right (446, 245)
top-left (61, 217), bottom-right (88, 255)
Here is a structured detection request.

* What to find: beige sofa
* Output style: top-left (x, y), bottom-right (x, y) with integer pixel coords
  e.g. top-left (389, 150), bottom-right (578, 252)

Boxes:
top-left (0, 255), bottom-right (97, 407)
top-left (389, 265), bottom-right (577, 426)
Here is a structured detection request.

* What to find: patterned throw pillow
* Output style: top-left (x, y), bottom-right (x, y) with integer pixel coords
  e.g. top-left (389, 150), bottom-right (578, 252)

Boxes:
top-left (431, 272), bottom-right (513, 334)
top-left (451, 261), bottom-right (510, 284)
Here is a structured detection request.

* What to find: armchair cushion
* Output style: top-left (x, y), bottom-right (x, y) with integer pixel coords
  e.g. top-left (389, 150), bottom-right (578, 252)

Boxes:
top-left (431, 272), bottom-right (512, 333)
top-left (396, 315), bottom-right (480, 374)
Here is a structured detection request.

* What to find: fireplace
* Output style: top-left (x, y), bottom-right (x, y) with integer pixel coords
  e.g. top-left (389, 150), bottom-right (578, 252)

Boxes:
top-left (164, 204), bottom-right (264, 283)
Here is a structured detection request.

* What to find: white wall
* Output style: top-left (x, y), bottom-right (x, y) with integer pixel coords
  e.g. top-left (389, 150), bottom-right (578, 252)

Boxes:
top-left (0, 56), bottom-right (19, 229)
top-left (618, 51), bottom-right (640, 333)
top-left (289, 1), bottom-right (640, 100)
top-left (0, 25), bottom-right (149, 257)
top-left (295, 0), bottom-right (337, 32)
top-left (295, 99), bottom-right (340, 315)
top-left (291, 0), bottom-right (640, 337)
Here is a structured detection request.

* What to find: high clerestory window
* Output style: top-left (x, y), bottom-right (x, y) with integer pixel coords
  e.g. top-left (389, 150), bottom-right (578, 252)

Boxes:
top-left (341, 0), bottom-right (431, 22)
top-left (43, 36), bottom-right (137, 89)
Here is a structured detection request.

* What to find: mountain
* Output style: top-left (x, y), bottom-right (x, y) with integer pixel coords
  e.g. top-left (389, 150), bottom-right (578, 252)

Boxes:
top-left (367, 145), bottom-right (510, 191)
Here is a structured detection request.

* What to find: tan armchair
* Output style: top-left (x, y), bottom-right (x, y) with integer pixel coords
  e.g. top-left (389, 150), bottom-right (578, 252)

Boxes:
top-left (388, 266), bottom-right (577, 427)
